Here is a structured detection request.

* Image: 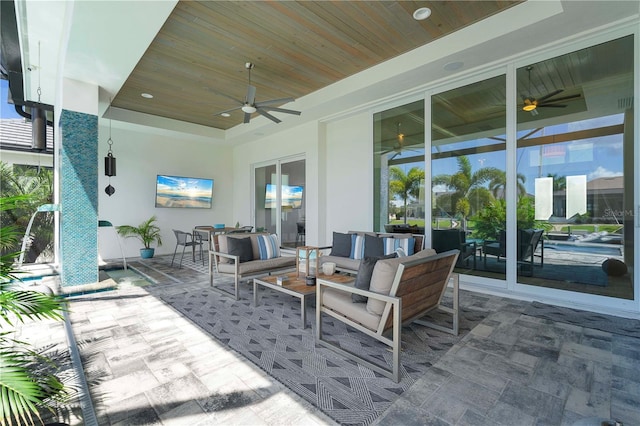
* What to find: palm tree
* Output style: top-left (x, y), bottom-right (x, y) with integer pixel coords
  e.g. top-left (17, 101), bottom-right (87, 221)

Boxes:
top-left (0, 195), bottom-right (68, 426)
top-left (389, 166), bottom-right (424, 224)
top-left (432, 156), bottom-right (502, 227)
top-left (488, 170), bottom-right (527, 198)
top-left (0, 162), bottom-right (54, 263)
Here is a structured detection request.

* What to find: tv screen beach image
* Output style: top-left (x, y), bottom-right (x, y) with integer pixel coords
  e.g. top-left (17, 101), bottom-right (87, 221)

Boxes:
top-left (155, 175), bottom-right (214, 208)
top-left (265, 184), bottom-right (303, 209)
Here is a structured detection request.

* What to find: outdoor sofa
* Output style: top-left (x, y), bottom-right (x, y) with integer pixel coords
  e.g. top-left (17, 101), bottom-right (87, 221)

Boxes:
top-left (210, 232), bottom-right (296, 299)
top-left (318, 231), bottom-right (425, 274)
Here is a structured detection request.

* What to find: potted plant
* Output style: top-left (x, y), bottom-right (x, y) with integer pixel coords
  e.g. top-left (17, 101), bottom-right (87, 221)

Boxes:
top-left (116, 216), bottom-right (162, 259)
top-left (0, 195), bottom-right (69, 425)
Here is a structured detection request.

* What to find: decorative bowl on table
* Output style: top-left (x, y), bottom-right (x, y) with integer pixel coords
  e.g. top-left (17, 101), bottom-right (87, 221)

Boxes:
top-left (214, 224), bottom-right (225, 229)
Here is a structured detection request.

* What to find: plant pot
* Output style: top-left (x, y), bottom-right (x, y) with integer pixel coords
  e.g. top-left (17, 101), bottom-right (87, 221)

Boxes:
top-left (140, 248), bottom-right (155, 259)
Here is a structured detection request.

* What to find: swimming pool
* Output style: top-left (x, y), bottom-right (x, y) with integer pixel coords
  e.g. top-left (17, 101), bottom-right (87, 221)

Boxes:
top-left (545, 241), bottom-right (623, 257)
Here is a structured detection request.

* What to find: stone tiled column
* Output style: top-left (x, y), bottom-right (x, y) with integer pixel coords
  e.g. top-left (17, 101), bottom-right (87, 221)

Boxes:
top-left (58, 82), bottom-right (99, 287)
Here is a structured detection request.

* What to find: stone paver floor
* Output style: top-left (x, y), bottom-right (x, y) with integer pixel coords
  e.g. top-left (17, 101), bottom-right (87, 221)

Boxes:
top-left (18, 256), bottom-right (640, 425)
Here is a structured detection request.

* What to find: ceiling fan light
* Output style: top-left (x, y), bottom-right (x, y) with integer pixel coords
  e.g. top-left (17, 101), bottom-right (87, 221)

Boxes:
top-left (241, 105), bottom-right (257, 114)
top-left (522, 104), bottom-right (537, 112)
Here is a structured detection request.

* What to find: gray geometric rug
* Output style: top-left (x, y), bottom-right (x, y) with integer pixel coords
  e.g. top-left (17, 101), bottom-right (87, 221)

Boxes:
top-left (160, 276), bottom-right (489, 426)
top-left (524, 301), bottom-right (640, 338)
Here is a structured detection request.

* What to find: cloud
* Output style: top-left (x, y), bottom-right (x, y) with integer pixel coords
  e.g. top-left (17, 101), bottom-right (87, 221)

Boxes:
top-left (588, 166), bottom-right (622, 180)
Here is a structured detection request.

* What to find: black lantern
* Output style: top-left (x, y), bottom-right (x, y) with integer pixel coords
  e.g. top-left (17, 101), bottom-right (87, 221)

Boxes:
top-left (104, 108), bottom-right (117, 196)
top-left (105, 152), bottom-right (116, 177)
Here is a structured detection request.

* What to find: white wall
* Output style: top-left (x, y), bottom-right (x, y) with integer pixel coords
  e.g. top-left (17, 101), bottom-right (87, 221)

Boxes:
top-left (98, 123), bottom-right (232, 259)
top-left (323, 111), bottom-right (373, 244)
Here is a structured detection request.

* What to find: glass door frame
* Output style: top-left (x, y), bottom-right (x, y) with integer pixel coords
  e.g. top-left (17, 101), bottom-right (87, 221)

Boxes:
top-left (252, 154), bottom-right (306, 243)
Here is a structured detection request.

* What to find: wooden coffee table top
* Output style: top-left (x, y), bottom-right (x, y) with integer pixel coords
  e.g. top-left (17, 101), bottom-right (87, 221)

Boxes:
top-left (257, 272), bottom-right (354, 295)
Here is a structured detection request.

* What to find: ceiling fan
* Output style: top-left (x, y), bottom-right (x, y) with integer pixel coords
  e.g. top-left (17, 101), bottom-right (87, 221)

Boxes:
top-left (214, 62), bottom-right (301, 124)
top-left (379, 122), bottom-right (422, 158)
top-left (521, 66), bottom-right (581, 115)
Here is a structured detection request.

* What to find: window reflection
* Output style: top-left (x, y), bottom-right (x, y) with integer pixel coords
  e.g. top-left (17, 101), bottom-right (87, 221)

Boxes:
top-left (516, 36), bottom-right (634, 298)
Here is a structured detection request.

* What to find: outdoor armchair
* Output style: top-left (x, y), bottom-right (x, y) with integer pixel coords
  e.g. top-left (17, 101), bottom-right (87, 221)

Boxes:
top-left (316, 249), bottom-right (459, 382)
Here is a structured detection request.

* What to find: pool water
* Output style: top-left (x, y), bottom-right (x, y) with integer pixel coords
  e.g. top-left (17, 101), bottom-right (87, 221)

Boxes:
top-left (105, 268), bottom-right (153, 286)
top-left (545, 241), bottom-right (622, 257)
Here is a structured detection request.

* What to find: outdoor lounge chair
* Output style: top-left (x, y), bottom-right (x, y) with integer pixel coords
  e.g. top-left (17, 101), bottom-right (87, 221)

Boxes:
top-left (432, 229), bottom-right (476, 269)
top-left (316, 249), bottom-right (459, 382)
top-left (483, 228), bottom-right (544, 275)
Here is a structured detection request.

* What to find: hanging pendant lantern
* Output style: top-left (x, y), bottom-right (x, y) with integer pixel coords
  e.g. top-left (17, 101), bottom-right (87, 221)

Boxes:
top-left (105, 151), bottom-right (116, 177)
top-left (104, 103), bottom-right (117, 196)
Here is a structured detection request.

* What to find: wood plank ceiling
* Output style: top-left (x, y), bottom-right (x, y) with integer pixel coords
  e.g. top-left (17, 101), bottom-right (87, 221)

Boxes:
top-left (111, 1), bottom-right (521, 130)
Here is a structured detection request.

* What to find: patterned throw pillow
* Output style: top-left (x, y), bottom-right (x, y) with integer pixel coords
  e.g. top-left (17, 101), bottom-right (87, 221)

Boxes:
top-left (382, 237), bottom-right (415, 256)
top-left (257, 234), bottom-right (281, 260)
top-left (350, 234), bottom-right (365, 259)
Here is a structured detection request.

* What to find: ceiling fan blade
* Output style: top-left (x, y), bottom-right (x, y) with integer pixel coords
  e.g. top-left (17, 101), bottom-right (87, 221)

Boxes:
top-left (205, 87), bottom-right (244, 105)
top-left (540, 93), bottom-right (582, 104)
top-left (538, 104), bottom-right (567, 108)
top-left (256, 108), bottom-right (281, 124)
top-left (243, 112), bottom-right (252, 123)
top-left (255, 97), bottom-right (295, 107)
top-left (259, 106), bottom-right (301, 116)
top-left (246, 85), bottom-right (256, 105)
top-left (536, 89), bottom-right (564, 103)
top-left (214, 105), bottom-right (243, 115)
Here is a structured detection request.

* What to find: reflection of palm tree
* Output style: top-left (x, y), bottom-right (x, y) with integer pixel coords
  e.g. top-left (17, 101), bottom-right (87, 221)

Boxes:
top-left (547, 173), bottom-right (566, 191)
top-left (389, 166), bottom-right (424, 224)
top-left (488, 171), bottom-right (527, 198)
top-left (433, 156), bottom-right (502, 226)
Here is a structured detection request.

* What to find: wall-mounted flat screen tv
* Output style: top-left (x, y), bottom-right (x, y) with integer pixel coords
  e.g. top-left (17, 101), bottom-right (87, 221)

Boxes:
top-left (155, 175), bottom-right (214, 209)
top-left (265, 183), bottom-right (303, 209)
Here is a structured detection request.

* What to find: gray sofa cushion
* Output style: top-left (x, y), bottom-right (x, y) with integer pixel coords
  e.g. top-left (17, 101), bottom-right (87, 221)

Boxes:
top-left (366, 248), bottom-right (436, 315)
top-left (319, 255), bottom-right (361, 273)
top-left (217, 256), bottom-right (296, 275)
top-left (322, 286), bottom-right (381, 331)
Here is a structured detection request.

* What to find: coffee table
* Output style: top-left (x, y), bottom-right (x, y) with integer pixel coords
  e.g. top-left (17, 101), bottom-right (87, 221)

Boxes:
top-left (253, 272), bottom-right (354, 328)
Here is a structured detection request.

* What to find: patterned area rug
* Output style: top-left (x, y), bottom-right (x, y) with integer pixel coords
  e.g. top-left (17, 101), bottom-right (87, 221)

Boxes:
top-left (525, 301), bottom-right (640, 338)
top-left (157, 268), bottom-right (489, 425)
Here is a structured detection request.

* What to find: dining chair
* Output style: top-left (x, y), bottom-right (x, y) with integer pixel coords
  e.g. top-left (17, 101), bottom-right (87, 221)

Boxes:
top-left (171, 229), bottom-right (204, 268)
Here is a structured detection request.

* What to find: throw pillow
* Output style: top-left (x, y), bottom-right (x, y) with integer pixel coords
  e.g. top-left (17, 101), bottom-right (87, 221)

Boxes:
top-left (352, 253), bottom-right (397, 303)
top-left (227, 236), bottom-right (253, 263)
top-left (366, 255), bottom-right (404, 315)
top-left (257, 234), bottom-right (280, 260)
top-left (382, 237), bottom-right (415, 256)
top-left (330, 232), bottom-right (352, 257)
top-left (363, 234), bottom-right (384, 258)
top-left (350, 234), bottom-right (365, 259)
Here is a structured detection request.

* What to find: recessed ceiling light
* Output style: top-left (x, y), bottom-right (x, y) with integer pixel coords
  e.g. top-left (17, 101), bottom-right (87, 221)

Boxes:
top-left (141, 93), bottom-right (153, 99)
top-left (220, 113), bottom-right (231, 117)
top-left (443, 61), bottom-right (464, 71)
top-left (413, 7), bottom-right (431, 21)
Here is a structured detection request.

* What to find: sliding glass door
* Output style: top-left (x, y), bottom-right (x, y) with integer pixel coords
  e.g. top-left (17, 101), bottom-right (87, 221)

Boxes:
top-left (431, 75), bottom-right (507, 276)
top-left (374, 33), bottom-right (635, 302)
top-left (514, 36), bottom-right (634, 298)
top-left (254, 157), bottom-right (305, 247)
